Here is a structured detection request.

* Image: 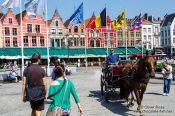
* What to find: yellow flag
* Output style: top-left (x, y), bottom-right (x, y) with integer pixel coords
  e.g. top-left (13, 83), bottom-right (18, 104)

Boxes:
top-left (95, 15), bottom-right (101, 28)
top-left (113, 10), bottom-right (126, 29)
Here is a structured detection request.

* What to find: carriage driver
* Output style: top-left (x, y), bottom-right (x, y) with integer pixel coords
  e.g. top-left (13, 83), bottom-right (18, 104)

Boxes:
top-left (106, 49), bottom-right (119, 70)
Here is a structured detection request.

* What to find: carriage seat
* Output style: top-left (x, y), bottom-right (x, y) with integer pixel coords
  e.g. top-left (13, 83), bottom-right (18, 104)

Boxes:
top-left (112, 66), bottom-right (123, 76)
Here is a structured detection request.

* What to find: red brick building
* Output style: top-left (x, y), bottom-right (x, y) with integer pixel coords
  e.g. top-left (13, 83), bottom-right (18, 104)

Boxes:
top-left (86, 14), bottom-right (117, 48)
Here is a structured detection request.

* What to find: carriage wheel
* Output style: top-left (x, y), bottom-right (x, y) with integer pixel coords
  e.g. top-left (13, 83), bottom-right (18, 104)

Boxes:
top-left (101, 75), bottom-right (104, 95)
top-left (104, 84), bottom-right (109, 103)
top-left (105, 92), bottom-right (109, 103)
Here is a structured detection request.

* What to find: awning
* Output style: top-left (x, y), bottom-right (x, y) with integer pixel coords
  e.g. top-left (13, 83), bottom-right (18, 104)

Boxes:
top-left (0, 47), bottom-right (156, 59)
top-left (131, 53), bottom-right (159, 57)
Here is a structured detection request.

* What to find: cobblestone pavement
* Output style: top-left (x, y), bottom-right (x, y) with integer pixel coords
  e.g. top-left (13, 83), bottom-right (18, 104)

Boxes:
top-left (0, 67), bottom-right (175, 116)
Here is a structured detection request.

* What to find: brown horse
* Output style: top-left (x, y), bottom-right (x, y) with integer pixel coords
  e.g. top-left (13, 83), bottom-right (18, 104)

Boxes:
top-left (119, 62), bottom-right (135, 106)
top-left (132, 55), bottom-right (156, 114)
top-left (119, 56), bottom-right (156, 114)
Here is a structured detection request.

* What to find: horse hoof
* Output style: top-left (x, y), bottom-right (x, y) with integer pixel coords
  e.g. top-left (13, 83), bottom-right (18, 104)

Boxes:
top-left (139, 110), bottom-right (144, 115)
top-left (130, 103), bottom-right (134, 107)
top-left (127, 104), bottom-right (130, 108)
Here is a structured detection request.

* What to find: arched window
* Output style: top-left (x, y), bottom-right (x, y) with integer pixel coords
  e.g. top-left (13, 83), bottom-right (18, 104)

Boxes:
top-left (96, 39), bottom-right (100, 47)
top-left (90, 39), bottom-right (94, 47)
top-left (74, 38), bottom-right (78, 46)
top-left (68, 38), bottom-right (73, 47)
top-left (80, 37), bottom-right (85, 46)
top-left (96, 30), bottom-right (100, 38)
top-left (55, 20), bottom-right (58, 26)
top-left (90, 30), bottom-right (94, 38)
top-left (74, 26), bottom-right (78, 33)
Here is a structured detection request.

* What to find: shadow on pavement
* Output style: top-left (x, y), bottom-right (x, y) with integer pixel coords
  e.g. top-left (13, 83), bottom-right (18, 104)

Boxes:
top-left (149, 81), bottom-right (175, 85)
top-left (149, 81), bottom-right (163, 85)
top-left (145, 92), bottom-right (162, 96)
top-left (88, 90), bottom-right (136, 116)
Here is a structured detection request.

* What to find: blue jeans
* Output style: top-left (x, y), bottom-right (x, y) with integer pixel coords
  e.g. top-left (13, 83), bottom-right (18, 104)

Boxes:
top-left (173, 73), bottom-right (175, 81)
top-left (163, 78), bottom-right (172, 94)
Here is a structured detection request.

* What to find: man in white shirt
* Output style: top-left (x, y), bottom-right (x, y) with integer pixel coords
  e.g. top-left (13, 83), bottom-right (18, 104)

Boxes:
top-left (162, 61), bottom-right (173, 96)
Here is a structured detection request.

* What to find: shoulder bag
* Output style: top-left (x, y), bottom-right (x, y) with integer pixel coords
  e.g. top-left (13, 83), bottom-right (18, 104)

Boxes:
top-left (26, 66), bottom-right (46, 101)
top-left (46, 80), bottom-right (68, 116)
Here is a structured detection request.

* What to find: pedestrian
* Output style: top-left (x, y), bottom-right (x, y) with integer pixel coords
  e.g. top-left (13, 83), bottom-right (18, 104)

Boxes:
top-left (22, 53), bottom-right (47, 116)
top-left (8, 68), bottom-right (21, 82)
top-left (47, 66), bottom-right (83, 116)
top-left (51, 61), bottom-right (60, 80)
top-left (161, 61), bottom-right (173, 96)
top-left (3, 63), bottom-right (7, 69)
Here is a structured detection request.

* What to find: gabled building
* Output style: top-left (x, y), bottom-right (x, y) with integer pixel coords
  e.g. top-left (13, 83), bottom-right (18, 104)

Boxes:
top-left (64, 19), bottom-right (86, 48)
top-left (16, 11), bottom-right (47, 48)
top-left (0, 10), bottom-right (4, 47)
top-left (161, 13), bottom-right (175, 56)
top-left (48, 9), bottom-right (66, 48)
top-left (86, 14), bottom-right (117, 48)
top-left (1, 9), bottom-right (19, 48)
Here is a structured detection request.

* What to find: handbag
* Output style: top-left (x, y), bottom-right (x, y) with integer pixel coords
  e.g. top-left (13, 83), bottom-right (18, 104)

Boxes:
top-left (25, 66), bottom-right (46, 101)
top-left (46, 80), bottom-right (68, 116)
top-left (26, 85), bottom-right (46, 101)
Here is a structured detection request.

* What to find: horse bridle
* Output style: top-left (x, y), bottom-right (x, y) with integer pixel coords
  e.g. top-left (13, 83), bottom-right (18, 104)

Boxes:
top-left (144, 57), bottom-right (155, 74)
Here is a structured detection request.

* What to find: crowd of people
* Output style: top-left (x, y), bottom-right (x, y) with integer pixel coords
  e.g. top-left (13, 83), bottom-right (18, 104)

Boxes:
top-left (0, 62), bottom-right (21, 82)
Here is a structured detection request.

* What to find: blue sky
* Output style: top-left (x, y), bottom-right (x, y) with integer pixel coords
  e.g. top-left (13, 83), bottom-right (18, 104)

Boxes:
top-left (0, 0), bottom-right (175, 21)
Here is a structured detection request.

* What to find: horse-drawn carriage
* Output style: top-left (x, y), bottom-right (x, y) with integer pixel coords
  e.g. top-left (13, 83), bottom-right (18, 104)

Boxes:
top-left (101, 62), bottom-right (130, 102)
top-left (100, 56), bottom-right (156, 115)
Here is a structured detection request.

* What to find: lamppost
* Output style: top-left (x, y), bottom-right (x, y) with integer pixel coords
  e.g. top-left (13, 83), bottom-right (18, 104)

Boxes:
top-left (68, 43), bottom-right (70, 64)
top-left (67, 37), bottom-right (73, 64)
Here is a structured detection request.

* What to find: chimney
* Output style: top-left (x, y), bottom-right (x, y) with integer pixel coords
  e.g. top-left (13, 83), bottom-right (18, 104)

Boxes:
top-left (158, 17), bottom-right (161, 21)
top-left (144, 13), bottom-right (148, 20)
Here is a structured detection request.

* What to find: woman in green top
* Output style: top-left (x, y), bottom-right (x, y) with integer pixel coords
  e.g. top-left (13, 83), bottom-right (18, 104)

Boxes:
top-left (48, 66), bottom-right (83, 116)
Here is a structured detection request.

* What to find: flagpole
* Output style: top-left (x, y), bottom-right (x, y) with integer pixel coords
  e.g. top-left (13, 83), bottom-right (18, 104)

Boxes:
top-left (46, 0), bottom-right (50, 76)
top-left (83, 2), bottom-right (87, 72)
top-left (124, 9), bottom-right (127, 60)
top-left (141, 12), bottom-right (143, 58)
top-left (20, 0), bottom-right (24, 74)
top-left (105, 4), bottom-right (108, 57)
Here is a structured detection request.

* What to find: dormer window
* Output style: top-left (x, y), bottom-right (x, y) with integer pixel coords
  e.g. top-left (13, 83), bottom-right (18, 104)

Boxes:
top-left (8, 18), bottom-right (12, 24)
top-left (55, 21), bottom-right (58, 26)
top-left (107, 24), bottom-right (110, 30)
top-left (74, 26), bottom-right (78, 33)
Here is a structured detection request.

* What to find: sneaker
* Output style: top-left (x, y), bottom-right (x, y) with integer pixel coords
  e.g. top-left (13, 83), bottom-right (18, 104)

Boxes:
top-left (166, 93), bottom-right (169, 96)
top-left (163, 93), bottom-right (166, 96)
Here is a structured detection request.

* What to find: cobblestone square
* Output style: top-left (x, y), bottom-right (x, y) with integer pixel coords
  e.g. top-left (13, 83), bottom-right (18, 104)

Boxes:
top-left (0, 67), bottom-right (175, 116)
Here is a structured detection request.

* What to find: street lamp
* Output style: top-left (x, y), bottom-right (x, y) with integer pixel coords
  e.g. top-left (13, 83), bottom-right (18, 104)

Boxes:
top-left (67, 37), bottom-right (73, 64)
top-left (68, 43), bottom-right (70, 64)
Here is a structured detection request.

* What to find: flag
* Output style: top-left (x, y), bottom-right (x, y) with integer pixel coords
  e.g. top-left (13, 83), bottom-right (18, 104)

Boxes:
top-left (95, 15), bottom-right (101, 28)
top-left (25, 0), bottom-right (45, 18)
top-left (69, 2), bottom-right (83, 26)
top-left (130, 13), bottom-right (142, 31)
top-left (86, 13), bottom-right (96, 29)
top-left (95, 8), bottom-right (106, 28)
top-left (112, 10), bottom-right (126, 29)
top-left (1, 0), bottom-right (20, 9)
